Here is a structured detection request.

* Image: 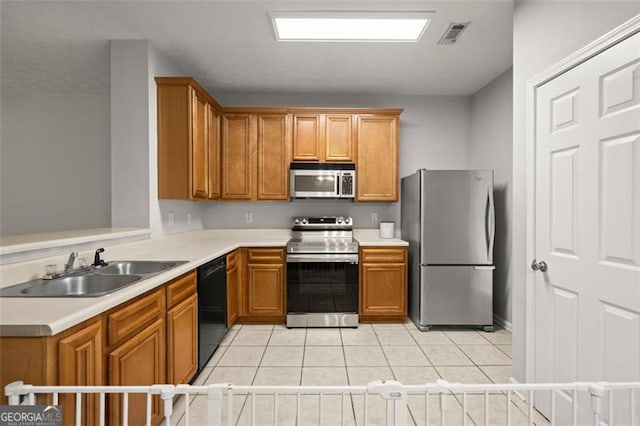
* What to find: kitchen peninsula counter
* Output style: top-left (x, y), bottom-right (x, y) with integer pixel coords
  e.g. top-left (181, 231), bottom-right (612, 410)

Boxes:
top-left (0, 228), bottom-right (407, 336)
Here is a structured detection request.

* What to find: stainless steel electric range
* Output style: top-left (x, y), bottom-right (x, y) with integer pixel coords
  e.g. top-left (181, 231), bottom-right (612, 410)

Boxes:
top-left (286, 216), bottom-right (359, 328)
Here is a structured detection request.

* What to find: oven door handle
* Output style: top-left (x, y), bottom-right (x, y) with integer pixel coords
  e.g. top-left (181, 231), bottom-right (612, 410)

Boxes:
top-left (286, 254), bottom-right (359, 263)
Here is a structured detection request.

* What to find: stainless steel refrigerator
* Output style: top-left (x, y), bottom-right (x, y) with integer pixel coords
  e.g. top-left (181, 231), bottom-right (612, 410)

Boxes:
top-left (401, 169), bottom-right (495, 331)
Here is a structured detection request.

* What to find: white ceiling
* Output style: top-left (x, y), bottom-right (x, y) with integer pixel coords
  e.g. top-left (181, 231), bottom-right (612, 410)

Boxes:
top-left (0, 1), bottom-right (513, 96)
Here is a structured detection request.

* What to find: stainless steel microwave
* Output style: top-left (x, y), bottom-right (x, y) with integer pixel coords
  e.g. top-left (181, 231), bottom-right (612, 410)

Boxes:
top-left (290, 163), bottom-right (355, 199)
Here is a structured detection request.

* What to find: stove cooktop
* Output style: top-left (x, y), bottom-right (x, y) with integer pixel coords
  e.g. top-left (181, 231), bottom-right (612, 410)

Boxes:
top-left (287, 216), bottom-right (358, 254)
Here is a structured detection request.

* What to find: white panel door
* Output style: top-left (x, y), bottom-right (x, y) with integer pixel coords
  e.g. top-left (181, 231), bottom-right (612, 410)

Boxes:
top-left (535, 31), bottom-right (640, 424)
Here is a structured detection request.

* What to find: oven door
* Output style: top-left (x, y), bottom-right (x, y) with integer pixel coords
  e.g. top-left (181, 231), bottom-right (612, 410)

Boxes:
top-left (286, 254), bottom-right (358, 323)
top-left (290, 170), bottom-right (339, 198)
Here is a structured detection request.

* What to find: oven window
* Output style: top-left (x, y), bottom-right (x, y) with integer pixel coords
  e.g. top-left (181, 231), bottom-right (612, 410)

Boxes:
top-left (287, 262), bottom-right (358, 313)
top-left (293, 175), bottom-right (336, 193)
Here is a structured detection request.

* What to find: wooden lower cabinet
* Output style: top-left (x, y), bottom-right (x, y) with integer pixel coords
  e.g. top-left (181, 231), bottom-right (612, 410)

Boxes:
top-left (359, 247), bottom-right (407, 321)
top-left (0, 271), bottom-right (201, 425)
top-left (58, 319), bottom-right (104, 426)
top-left (109, 318), bottom-right (166, 426)
top-left (166, 272), bottom-right (198, 385)
top-left (226, 250), bottom-right (240, 327)
top-left (247, 263), bottom-right (285, 316)
top-left (242, 248), bottom-right (285, 322)
top-left (167, 294), bottom-right (197, 384)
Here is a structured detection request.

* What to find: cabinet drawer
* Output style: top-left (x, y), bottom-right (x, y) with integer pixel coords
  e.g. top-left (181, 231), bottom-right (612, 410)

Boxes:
top-left (108, 288), bottom-right (165, 347)
top-left (247, 248), bottom-right (285, 264)
top-left (166, 271), bottom-right (196, 309)
top-left (360, 247), bottom-right (407, 263)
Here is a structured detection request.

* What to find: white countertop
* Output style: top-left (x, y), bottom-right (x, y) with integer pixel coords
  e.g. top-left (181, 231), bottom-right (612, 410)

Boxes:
top-left (0, 228), bottom-right (406, 337)
top-left (353, 229), bottom-right (408, 247)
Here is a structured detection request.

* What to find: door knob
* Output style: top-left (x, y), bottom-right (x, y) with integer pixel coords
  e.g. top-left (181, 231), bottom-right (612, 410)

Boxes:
top-left (531, 259), bottom-right (548, 272)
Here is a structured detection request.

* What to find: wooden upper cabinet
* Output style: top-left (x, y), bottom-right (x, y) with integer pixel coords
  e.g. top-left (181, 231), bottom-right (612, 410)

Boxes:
top-left (257, 114), bottom-right (291, 200)
top-left (292, 114), bottom-right (322, 161)
top-left (191, 89), bottom-right (209, 199)
top-left (222, 113), bottom-right (256, 200)
top-left (156, 77), bottom-right (221, 201)
top-left (208, 105), bottom-right (221, 200)
top-left (325, 114), bottom-right (354, 162)
top-left (292, 113), bottom-right (355, 162)
top-left (356, 114), bottom-right (400, 201)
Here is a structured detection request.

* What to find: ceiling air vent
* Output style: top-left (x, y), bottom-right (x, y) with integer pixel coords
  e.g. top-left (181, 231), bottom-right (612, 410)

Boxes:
top-left (438, 22), bottom-right (470, 45)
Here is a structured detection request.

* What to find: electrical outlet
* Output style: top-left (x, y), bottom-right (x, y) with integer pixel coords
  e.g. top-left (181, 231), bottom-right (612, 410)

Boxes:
top-left (187, 213), bottom-right (192, 225)
top-left (245, 212), bottom-right (253, 223)
top-left (371, 213), bottom-right (378, 223)
top-left (168, 212), bottom-right (175, 226)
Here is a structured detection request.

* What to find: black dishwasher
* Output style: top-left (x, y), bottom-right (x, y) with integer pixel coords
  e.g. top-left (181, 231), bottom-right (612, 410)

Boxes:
top-left (197, 256), bottom-right (227, 373)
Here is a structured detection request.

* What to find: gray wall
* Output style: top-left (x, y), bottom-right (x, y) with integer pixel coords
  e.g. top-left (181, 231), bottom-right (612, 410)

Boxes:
top-left (110, 40), bottom-right (207, 235)
top-left (110, 40), bottom-right (151, 229)
top-left (469, 69), bottom-right (513, 327)
top-left (204, 93), bottom-right (471, 229)
top-left (512, 1), bottom-right (640, 383)
top-left (0, 92), bottom-right (110, 235)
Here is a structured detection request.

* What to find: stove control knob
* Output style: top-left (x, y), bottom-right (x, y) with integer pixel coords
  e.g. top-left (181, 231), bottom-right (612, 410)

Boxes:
top-left (294, 218), bottom-right (300, 224)
top-left (337, 217), bottom-right (343, 224)
top-left (344, 217), bottom-right (351, 224)
top-left (301, 219), bottom-right (308, 225)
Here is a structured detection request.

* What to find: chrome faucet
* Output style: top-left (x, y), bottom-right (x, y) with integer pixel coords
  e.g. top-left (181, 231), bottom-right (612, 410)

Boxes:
top-left (64, 251), bottom-right (78, 274)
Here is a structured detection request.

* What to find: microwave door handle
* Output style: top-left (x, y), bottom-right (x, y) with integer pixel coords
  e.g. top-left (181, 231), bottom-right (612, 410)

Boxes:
top-left (337, 173), bottom-right (341, 196)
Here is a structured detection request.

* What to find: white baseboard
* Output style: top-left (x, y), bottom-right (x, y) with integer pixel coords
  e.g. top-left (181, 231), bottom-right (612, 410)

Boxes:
top-left (493, 314), bottom-right (512, 331)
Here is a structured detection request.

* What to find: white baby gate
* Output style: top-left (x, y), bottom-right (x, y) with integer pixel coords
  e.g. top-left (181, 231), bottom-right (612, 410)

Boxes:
top-left (5, 379), bottom-right (640, 426)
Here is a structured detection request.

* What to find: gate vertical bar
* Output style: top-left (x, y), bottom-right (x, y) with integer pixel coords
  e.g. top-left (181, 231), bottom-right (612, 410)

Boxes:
top-left (75, 392), bottom-right (82, 426)
top-left (99, 393), bottom-right (105, 426)
top-left (146, 393), bottom-right (152, 426)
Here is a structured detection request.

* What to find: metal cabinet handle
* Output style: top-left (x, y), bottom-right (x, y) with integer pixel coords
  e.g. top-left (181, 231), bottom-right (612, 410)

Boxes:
top-left (531, 259), bottom-right (548, 273)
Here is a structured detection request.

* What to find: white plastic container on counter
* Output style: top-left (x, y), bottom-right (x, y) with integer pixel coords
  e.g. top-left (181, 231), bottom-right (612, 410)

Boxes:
top-left (379, 222), bottom-right (395, 239)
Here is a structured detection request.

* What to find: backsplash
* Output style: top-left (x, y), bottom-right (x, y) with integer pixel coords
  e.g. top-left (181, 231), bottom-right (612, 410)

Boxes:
top-left (202, 200), bottom-right (399, 229)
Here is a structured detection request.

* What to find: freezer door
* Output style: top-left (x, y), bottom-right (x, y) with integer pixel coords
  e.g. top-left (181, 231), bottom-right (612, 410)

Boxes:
top-left (420, 170), bottom-right (494, 265)
top-left (418, 265), bottom-right (494, 327)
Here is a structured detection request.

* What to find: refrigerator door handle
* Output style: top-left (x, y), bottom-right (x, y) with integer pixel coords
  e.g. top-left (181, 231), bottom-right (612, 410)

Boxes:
top-left (485, 187), bottom-right (495, 263)
top-left (473, 265), bottom-right (496, 270)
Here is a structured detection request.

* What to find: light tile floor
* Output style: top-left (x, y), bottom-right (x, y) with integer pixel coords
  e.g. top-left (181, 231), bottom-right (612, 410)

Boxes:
top-left (174, 320), bottom-right (549, 425)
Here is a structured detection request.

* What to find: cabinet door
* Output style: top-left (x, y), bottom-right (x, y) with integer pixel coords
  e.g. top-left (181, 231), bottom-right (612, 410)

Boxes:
top-left (360, 263), bottom-right (407, 319)
top-left (360, 247), bottom-right (407, 321)
top-left (356, 115), bottom-right (399, 201)
top-left (292, 114), bottom-right (322, 161)
top-left (247, 263), bottom-right (285, 317)
top-left (59, 320), bottom-right (103, 426)
top-left (257, 114), bottom-right (291, 200)
top-left (191, 88), bottom-right (209, 199)
top-left (167, 294), bottom-right (197, 384)
top-left (325, 115), bottom-right (354, 162)
top-left (109, 318), bottom-right (165, 426)
top-left (208, 105), bottom-right (221, 200)
top-left (226, 251), bottom-right (239, 327)
top-left (222, 113), bottom-right (256, 200)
